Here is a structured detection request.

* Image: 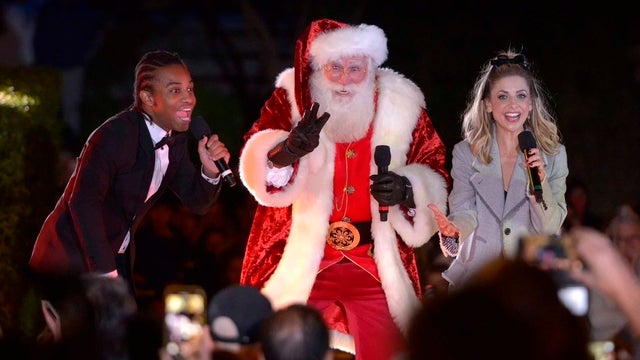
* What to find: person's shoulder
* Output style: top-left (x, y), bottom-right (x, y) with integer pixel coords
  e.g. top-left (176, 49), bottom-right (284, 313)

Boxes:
top-left (452, 140), bottom-right (471, 152)
top-left (451, 140), bottom-right (475, 163)
top-left (377, 67), bottom-right (421, 90)
top-left (546, 143), bottom-right (567, 162)
top-left (377, 68), bottom-right (426, 108)
top-left (94, 109), bottom-right (138, 129)
top-left (87, 110), bottom-right (143, 147)
top-left (557, 143), bottom-right (567, 153)
top-left (275, 68), bottom-right (294, 90)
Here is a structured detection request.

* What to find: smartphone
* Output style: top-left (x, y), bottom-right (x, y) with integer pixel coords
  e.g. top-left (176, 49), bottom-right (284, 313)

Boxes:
top-left (518, 234), bottom-right (589, 316)
top-left (588, 340), bottom-right (615, 360)
top-left (163, 284), bottom-right (207, 359)
top-left (518, 234), bottom-right (580, 270)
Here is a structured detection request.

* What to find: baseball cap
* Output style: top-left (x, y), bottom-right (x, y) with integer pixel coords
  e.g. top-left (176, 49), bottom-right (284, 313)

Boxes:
top-left (207, 285), bottom-right (273, 345)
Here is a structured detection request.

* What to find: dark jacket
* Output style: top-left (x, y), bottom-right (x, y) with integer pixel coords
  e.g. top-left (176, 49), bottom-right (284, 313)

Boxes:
top-left (30, 109), bottom-right (220, 276)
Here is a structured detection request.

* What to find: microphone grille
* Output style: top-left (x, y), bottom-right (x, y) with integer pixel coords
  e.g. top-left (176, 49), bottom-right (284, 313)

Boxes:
top-left (374, 145), bottom-right (391, 166)
top-left (190, 115), bottom-right (211, 139)
top-left (518, 130), bottom-right (537, 151)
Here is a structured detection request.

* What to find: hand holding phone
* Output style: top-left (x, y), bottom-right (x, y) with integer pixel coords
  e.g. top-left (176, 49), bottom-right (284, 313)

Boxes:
top-left (518, 234), bottom-right (589, 316)
top-left (163, 284), bottom-right (207, 359)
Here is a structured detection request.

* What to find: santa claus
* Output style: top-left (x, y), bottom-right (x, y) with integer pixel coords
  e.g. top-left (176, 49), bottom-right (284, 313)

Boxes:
top-left (239, 18), bottom-right (449, 359)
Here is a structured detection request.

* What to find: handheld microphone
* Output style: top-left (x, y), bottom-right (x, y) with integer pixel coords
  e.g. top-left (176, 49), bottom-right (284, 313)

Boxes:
top-left (190, 115), bottom-right (237, 187)
top-left (374, 145), bottom-right (391, 221)
top-left (518, 130), bottom-right (545, 209)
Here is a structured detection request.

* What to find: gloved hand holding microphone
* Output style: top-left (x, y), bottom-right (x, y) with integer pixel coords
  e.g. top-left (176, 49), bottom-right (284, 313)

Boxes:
top-left (369, 172), bottom-right (415, 209)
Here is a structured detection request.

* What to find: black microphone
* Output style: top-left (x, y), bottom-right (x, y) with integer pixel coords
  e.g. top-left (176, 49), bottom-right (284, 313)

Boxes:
top-left (190, 115), bottom-right (236, 187)
top-left (374, 145), bottom-right (391, 221)
top-left (518, 130), bottom-right (546, 209)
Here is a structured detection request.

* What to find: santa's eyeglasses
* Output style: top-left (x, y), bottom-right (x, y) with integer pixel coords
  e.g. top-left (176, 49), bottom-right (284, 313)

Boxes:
top-left (323, 62), bottom-right (367, 81)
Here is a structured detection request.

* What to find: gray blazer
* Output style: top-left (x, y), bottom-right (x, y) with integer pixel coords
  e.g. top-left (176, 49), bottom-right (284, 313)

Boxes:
top-left (442, 132), bottom-right (568, 290)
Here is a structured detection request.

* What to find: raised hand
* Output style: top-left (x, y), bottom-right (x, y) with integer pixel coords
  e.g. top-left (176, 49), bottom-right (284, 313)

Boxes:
top-left (268, 102), bottom-right (330, 167)
top-left (287, 102), bottom-right (330, 155)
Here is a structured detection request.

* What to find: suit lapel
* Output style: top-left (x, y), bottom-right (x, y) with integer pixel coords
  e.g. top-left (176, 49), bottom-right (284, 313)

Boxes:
top-left (164, 132), bottom-right (186, 184)
top-left (470, 152), bottom-right (504, 221)
top-left (503, 150), bottom-right (529, 217)
top-left (136, 112), bottom-right (157, 204)
top-left (472, 126), bottom-right (536, 221)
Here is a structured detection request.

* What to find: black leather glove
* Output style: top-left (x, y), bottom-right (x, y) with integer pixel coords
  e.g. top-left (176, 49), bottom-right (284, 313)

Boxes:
top-left (370, 172), bottom-right (415, 208)
top-left (267, 102), bottom-right (330, 167)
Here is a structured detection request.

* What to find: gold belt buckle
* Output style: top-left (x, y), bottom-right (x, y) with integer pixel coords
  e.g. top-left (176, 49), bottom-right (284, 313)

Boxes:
top-left (327, 221), bottom-right (360, 250)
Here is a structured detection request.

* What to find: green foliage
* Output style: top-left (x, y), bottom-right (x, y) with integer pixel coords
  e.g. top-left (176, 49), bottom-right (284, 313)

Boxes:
top-left (0, 66), bottom-right (62, 341)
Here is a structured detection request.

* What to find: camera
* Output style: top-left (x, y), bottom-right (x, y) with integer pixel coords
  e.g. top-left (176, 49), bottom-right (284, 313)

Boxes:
top-left (163, 284), bottom-right (207, 359)
top-left (518, 234), bottom-right (588, 317)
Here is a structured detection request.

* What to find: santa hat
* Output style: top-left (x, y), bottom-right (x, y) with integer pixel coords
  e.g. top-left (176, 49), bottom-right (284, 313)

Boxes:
top-left (293, 19), bottom-right (388, 116)
top-left (309, 23), bottom-right (388, 70)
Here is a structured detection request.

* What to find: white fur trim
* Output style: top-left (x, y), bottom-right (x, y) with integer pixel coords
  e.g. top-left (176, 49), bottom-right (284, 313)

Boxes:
top-left (260, 139), bottom-right (335, 309)
top-left (239, 129), bottom-right (308, 207)
top-left (330, 330), bottom-right (355, 355)
top-left (375, 165), bottom-right (447, 334)
top-left (254, 67), bottom-right (446, 337)
top-left (367, 69), bottom-right (447, 335)
top-left (275, 69), bottom-right (299, 117)
top-left (390, 164), bottom-right (447, 246)
top-left (309, 24), bottom-right (388, 69)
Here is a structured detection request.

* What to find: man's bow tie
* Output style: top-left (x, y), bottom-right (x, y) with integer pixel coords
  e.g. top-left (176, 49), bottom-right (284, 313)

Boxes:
top-left (154, 134), bottom-right (175, 150)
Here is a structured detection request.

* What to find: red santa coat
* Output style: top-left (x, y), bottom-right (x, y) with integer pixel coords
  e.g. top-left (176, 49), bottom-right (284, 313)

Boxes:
top-left (239, 65), bottom-right (449, 339)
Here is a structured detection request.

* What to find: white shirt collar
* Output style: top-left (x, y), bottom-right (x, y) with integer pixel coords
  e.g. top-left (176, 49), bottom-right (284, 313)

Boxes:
top-left (142, 112), bottom-right (171, 146)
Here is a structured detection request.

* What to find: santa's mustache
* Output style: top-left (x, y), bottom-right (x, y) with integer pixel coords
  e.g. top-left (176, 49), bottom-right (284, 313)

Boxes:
top-left (333, 85), bottom-right (356, 94)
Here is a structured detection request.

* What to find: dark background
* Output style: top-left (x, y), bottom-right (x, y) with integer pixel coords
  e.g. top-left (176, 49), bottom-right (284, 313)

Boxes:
top-left (65, 0), bottom-right (639, 220)
top-left (4, 0), bottom-right (638, 220)
top-left (2, 0), bottom-right (639, 345)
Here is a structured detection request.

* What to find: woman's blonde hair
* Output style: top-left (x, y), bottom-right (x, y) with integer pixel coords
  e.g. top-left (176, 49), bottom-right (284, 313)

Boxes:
top-left (461, 49), bottom-right (561, 164)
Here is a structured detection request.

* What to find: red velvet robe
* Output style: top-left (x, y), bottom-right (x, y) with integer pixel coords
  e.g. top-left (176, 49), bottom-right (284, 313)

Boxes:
top-left (238, 67), bottom-right (450, 353)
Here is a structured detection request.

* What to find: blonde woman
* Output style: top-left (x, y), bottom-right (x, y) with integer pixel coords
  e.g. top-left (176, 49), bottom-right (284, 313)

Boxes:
top-left (429, 49), bottom-right (568, 290)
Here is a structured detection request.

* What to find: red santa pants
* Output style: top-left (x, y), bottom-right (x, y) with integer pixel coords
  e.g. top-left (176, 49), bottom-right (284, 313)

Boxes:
top-left (307, 259), bottom-right (406, 360)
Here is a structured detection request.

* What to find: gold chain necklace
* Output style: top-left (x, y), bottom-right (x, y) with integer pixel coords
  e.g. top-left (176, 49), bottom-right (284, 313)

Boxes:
top-left (328, 143), bottom-right (360, 251)
top-left (334, 144), bottom-right (356, 220)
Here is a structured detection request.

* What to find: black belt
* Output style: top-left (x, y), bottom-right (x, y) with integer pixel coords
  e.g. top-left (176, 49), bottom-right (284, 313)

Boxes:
top-left (326, 221), bottom-right (373, 250)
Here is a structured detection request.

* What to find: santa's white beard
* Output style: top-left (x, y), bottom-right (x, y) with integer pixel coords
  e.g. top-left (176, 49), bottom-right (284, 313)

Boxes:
top-left (309, 71), bottom-right (375, 143)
